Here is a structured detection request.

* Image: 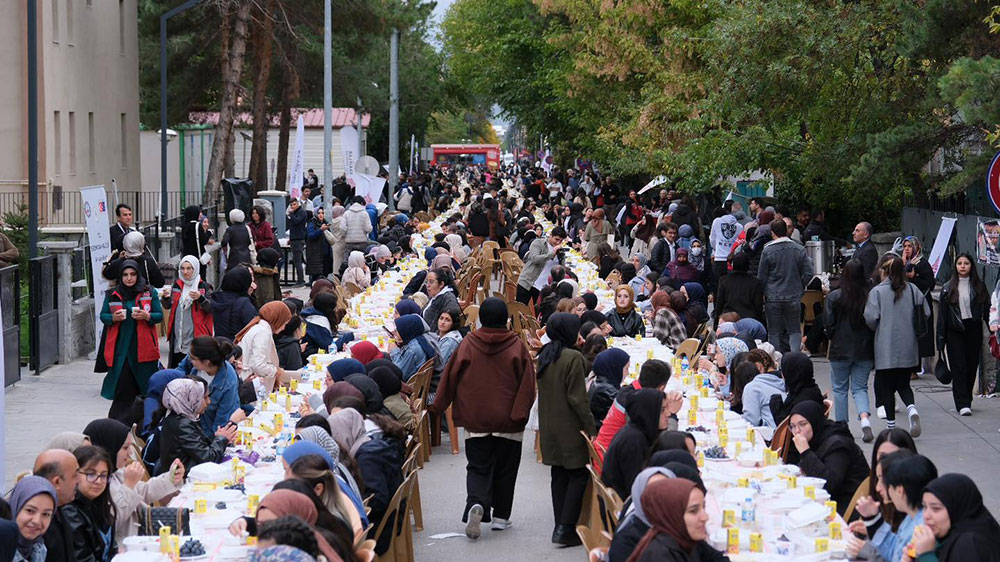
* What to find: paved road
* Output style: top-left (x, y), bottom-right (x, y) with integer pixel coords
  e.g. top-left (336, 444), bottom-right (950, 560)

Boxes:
top-left (6, 355), bottom-right (1000, 561)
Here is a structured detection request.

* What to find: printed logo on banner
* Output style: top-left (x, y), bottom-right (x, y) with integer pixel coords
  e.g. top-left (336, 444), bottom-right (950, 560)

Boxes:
top-left (84, 202), bottom-right (92, 218)
top-left (986, 150), bottom-right (1000, 215)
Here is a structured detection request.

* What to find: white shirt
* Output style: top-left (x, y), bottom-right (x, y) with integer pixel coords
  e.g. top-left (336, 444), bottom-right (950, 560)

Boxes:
top-left (533, 243), bottom-right (559, 291)
top-left (959, 277), bottom-right (973, 320)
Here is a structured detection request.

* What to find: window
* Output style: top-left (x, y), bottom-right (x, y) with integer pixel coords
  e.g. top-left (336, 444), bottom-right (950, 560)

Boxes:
top-left (68, 111), bottom-right (76, 174)
top-left (119, 1), bottom-right (126, 55)
top-left (88, 112), bottom-right (95, 173)
top-left (51, 0), bottom-right (59, 42)
top-left (120, 113), bottom-right (127, 168)
top-left (53, 111), bottom-right (61, 175)
top-left (66, 0), bottom-right (73, 44)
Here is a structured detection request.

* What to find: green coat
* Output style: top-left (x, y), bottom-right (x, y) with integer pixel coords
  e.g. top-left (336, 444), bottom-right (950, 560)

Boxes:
top-left (99, 292), bottom-right (163, 400)
top-left (537, 348), bottom-right (596, 469)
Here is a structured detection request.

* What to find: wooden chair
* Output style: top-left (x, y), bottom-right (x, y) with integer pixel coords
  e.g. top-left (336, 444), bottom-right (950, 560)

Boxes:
top-left (402, 443), bottom-right (424, 531)
top-left (581, 430), bottom-right (603, 473)
top-left (371, 472), bottom-right (417, 562)
top-left (605, 270), bottom-right (622, 289)
top-left (410, 359), bottom-right (435, 407)
top-left (467, 235), bottom-right (485, 250)
top-left (674, 338), bottom-right (701, 361)
top-left (771, 416), bottom-right (792, 462)
top-left (843, 476), bottom-right (871, 522)
top-left (506, 301), bottom-right (532, 330)
top-left (413, 410), bottom-right (431, 464)
top-left (344, 282), bottom-right (363, 298)
top-left (577, 525), bottom-right (611, 555)
top-left (463, 304), bottom-right (480, 329)
top-left (800, 290), bottom-right (824, 336)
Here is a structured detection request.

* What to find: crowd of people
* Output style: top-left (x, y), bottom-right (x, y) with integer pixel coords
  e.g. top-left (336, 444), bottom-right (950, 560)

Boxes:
top-left (3, 162), bottom-right (999, 562)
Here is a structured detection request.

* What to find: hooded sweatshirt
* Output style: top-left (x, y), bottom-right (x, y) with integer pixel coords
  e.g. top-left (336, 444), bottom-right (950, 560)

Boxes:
top-left (710, 213), bottom-right (741, 262)
top-left (740, 373), bottom-right (786, 428)
top-left (600, 388), bottom-right (664, 499)
top-left (431, 327), bottom-right (536, 434)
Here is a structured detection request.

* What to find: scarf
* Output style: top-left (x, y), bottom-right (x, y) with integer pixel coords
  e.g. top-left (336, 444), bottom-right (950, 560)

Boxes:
top-left (83, 418), bottom-right (130, 470)
top-left (614, 285), bottom-right (636, 315)
top-left (235, 301), bottom-right (291, 344)
top-left (256, 490), bottom-right (343, 562)
top-left (537, 313), bottom-right (581, 379)
top-left (345, 373), bottom-right (385, 415)
top-left (924, 474), bottom-right (1000, 562)
top-left (282, 439), bottom-right (338, 472)
top-left (650, 290), bottom-right (671, 313)
top-left (349, 341), bottom-right (383, 365)
top-left (771, 351), bottom-right (825, 422)
top-left (627, 478), bottom-right (700, 562)
top-left (666, 250), bottom-right (698, 283)
top-left (122, 231), bottom-right (145, 258)
top-left (904, 235), bottom-right (924, 265)
top-left (592, 348), bottom-right (630, 387)
top-left (177, 255), bottom-right (203, 310)
top-left (716, 337), bottom-right (749, 371)
top-left (10, 476), bottom-right (58, 559)
top-left (326, 358), bottom-right (366, 383)
top-left (249, 545), bottom-right (319, 562)
top-left (46, 432), bottom-right (90, 452)
top-left (322, 381), bottom-right (364, 412)
top-left (395, 299), bottom-right (422, 317)
top-left (789, 400), bottom-right (829, 449)
top-left (628, 467), bottom-right (676, 526)
top-left (220, 265), bottom-right (253, 294)
top-left (327, 408), bottom-right (371, 456)
top-left (368, 366), bottom-right (403, 397)
top-left (113, 259), bottom-right (148, 302)
top-left (394, 314), bottom-right (437, 361)
top-left (682, 282), bottom-right (707, 308)
top-left (162, 378), bottom-right (205, 420)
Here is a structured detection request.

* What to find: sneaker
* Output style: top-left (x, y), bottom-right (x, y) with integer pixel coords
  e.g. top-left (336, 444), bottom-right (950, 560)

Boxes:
top-left (861, 425), bottom-right (874, 443)
top-left (960, 407), bottom-right (972, 416)
top-left (491, 518), bottom-right (513, 531)
top-left (876, 406), bottom-right (887, 420)
top-left (466, 504), bottom-right (484, 539)
top-left (909, 412), bottom-right (922, 438)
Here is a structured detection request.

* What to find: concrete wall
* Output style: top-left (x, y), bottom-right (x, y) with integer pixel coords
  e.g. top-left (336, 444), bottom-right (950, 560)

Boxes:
top-left (0, 2), bottom-right (26, 187)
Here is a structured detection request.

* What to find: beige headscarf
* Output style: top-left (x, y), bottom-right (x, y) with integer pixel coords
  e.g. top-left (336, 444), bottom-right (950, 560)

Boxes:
top-left (46, 432), bottom-right (90, 451)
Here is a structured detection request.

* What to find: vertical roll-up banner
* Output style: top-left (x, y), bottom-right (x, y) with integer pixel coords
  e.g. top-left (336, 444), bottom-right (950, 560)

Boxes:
top-left (81, 185), bottom-right (112, 356)
top-left (341, 126), bottom-right (358, 178)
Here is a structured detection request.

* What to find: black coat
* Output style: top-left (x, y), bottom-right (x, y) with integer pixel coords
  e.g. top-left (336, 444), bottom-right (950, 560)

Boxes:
top-left (62, 499), bottom-right (115, 562)
top-left (714, 272), bottom-right (764, 324)
top-left (634, 534), bottom-right (730, 562)
top-left (274, 333), bottom-right (304, 370)
top-left (649, 239), bottom-right (675, 275)
top-left (103, 255), bottom-right (165, 288)
top-left (608, 517), bottom-right (648, 562)
top-left (794, 423), bottom-right (870, 515)
top-left (588, 381), bottom-right (618, 432)
top-left (221, 223), bottom-right (253, 270)
top-left (357, 436), bottom-right (404, 555)
top-left (109, 223), bottom-right (133, 254)
top-left (854, 241), bottom-right (879, 283)
top-left (402, 270), bottom-right (428, 297)
top-left (305, 219), bottom-right (330, 276)
top-left (937, 282), bottom-right (989, 351)
top-left (157, 413), bottom-right (228, 475)
top-left (208, 290), bottom-right (258, 342)
top-left (605, 309), bottom-right (646, 338)
top-left (43, 510), bottom-right (75, 562)
top-left (823, 289), bottom-right (874, 362)
top-left (601, 391), bottom-right (661, 499)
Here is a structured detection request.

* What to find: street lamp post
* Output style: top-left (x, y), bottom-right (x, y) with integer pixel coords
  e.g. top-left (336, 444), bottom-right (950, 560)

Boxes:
top-left (387, 28), bottom-right (399, 211)
top-left (323, 0), bottom-right (332, 216)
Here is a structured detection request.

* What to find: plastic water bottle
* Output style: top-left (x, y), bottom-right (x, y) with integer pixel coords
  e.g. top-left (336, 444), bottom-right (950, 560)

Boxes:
top-left (680, 356), bottom-right (690, 377)
top-left (741, 496), bottom-right (756, 527)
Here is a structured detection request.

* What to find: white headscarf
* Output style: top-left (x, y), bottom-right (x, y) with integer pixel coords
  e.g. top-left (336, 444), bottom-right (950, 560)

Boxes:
top-left (123, 231), bottom-right (146, 257)
top-left (347, 251), bottom-right (366, 269)
top-left (445, 234), bottom-right (463, 253)
top-left (177, 255), bottom-right (203, 310)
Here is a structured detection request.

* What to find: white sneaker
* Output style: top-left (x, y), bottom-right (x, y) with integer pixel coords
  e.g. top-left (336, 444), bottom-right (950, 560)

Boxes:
top-left (466, 504), bottom-right (484, 539)
top-left (491, 518), bottom-right (513, 531)
top-left (909, 412), bottom-right (921, 438)
top-left (960, 407), bottom-right (972, 416)
top-left (877, 406), bottom-right (887, 419)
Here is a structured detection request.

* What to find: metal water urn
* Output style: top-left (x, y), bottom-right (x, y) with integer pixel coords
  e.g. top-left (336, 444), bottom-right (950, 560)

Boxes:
top-left (805, 240), bottom-right (835, 273)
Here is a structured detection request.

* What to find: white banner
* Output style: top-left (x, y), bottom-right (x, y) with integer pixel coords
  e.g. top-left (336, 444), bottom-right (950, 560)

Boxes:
top-left (341, 126), bottom-right (358, 178)
top-left (637, 175), bottom-right (668, 194)
top-left (81, 185), bottom-right (112, 356)
top-left (288, 115), bottom-right (305, 199)
top-left (349, 173), bottom-right (386, 205)
top-left (927, 216), bottom-right (957, 276)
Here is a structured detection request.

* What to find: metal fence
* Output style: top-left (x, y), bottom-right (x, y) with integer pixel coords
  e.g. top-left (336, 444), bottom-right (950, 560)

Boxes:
top-left (902, 207), bottom-right (1000, 290)
top-left (0, 189), bottom-right (209, 228)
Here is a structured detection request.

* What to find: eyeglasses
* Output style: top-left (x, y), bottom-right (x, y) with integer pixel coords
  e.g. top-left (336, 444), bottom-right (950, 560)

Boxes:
top-left (789, 420), bottom-right (812, 433)
top-left (77, 470), bottom-right (109, 483)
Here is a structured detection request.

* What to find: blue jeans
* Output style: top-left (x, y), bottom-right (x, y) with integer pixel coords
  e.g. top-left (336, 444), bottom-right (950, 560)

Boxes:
top-left (830, 359), bottom-right (872, 422)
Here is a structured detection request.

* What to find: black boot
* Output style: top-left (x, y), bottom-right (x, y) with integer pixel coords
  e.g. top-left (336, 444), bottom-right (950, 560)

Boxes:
top-left (552, 524), bottom-right (582, 547)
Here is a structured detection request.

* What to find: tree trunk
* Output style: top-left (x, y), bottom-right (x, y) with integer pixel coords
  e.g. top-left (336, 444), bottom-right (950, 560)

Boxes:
top-left (248, 0), bottom-right (275, 194)
top-left (274, 53), bottom-right (300, 193)
top-left (205, 0), bottom-right (252, 202)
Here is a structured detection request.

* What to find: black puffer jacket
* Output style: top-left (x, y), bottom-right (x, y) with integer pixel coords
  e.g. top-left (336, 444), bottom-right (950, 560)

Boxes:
top-left (157, 413), bottom-right (228, 476)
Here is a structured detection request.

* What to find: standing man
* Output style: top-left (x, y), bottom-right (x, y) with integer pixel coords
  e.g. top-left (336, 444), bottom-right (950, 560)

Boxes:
top-left (110, 204), bottom-right (136, 254)
top-left (853, 221), bottom-right (878, 281)
top-left (286, 198), bottom-right (308, 286)
top-left (710, 201), bottom-right (742, 284)
top-left (758, 218), bottom-right (814, 353)
top-left (516, 226), bottom-right (566, 305)
top-left (649, 222), bottom-right (678, 275)
top-left (432, 298), bottom-right (536, 539)
top-left (33, 449), bottom-right (79, 562)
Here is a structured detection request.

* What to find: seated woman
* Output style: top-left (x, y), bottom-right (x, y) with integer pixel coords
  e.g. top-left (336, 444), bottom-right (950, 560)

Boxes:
top-left (912, 473), bottom-right (1000, 562)
top-left (601, 388), bottom-right (668, 499)
top-left (236, 301), bottom-right (295, 394)
top-left (788, 401), bottom-right (870, 514)
top-left (162, 255), bottom-right (213, 368)
top-left (341, 251), bottom-right (371, 289)
top-left (769, 352), bottom-right (825, 424)
top-left (649, 431), bottom-right (696, 458)
top-left (605, 286), bottom-right (645, 338)
top-left (588, 348), bottom-right (630, 431)
top-left (739, 350), bottom-right (785, 428)
top-left (626, 478), bottom-right (726, 562)
top-left (422, 268), bottom-right (460, 328)
top-left (607, 466), bottom-right (692, 562)
top-left (278, 444), bottom-right (367, 539)
top-left (847, 452), bottom-right (936, 562)
top-left (294, 425), bottom-right (362, 499)
top-left (394, 299), bottom-right (422, 318)
top-left (174, 336), bottom-right (243, 435)
top-left (389, 314), bottom-right (439, 382)
top-left (274, 314), bottom-right (305, 371)
top-left (663, 248), bottom-right (700, 289)
top-left (62, 446), bottom-right (117, 562)
top-left (649, 290), bottom-right (686, 349)
top-left (368, 366), bottom-right (414, 429)
top-left (301, 293), bottom-right (351, 356)
top-left (670, 291), bottom-right (708, 338)
top-left (156, 378), bottom-right (237, 476)
top-left (349, 340), bottom-right (385, 365)
top-left (8, 476), bottom-right (59, 562)
top-left (436, 306), bottom-right (464, 368)
top-left (83, 419), bottom-right (183, 545)
top-left (250, 489), bottom-right (352, 562)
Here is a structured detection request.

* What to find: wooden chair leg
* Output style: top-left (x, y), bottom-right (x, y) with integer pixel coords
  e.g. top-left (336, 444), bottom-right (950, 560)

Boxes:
top-left (410, 472), bottom-right (424, 531)
top-left (430, 411), bottom-right (442, 448)
top-left (446, 406), bottom-right (460, 455)
top-left (535, 431), bottom-right (543, 463)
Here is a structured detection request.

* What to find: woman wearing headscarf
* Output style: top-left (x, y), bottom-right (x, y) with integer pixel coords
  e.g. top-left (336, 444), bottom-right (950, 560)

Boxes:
top-left (629, 255), bottom-right (653, 299)
top-left (102, 231), bottom-right (165, 288)
top-left (290, 430), bottom-right (363, 504)
top-left (209, 265), bottom-right (259, 342)
top-left (220, 209), bottom-right (255, 270)
top-left (394, 299), bottom-right (422, 318)
top-left (679, 284), bottom-right (710, 336)
top-left (305, 207), bottom-right (332, 282)
top-left (345, 374), bottom-right (387, 417)
top-left (588, 348), bottom-right (630, 430)
top-left (423, 268), bottom-right (460, 328)
top-left (369, 365), bottom-right (413, 428)
top-left (235, 301), bottom-right (295, 394)
top-left (601, 388), bottom-right (668, 499)
top-left (605, 285), bottom-right (645, 337)
top-left (663, 248), bottom-right (699, 289)
top-left (254, 490), bottom-right (345, 562)
top-left (536, 313), bottom-right (596, 546)
top-left (914, 473), bottom-right (1000, 562)
top-left (83, 418), bottom-right (184, 545)
top-left (903, 235), bottom-right (936, 373)
top-left (583, 209), bottom-right (613, 260)
top-left (163, 255), bottom-right (213, 368)
top-left (8, 476), bottom-right (59, 562)
top-left (650, 291), bottom-right (687, 349)
top-left (390, 314), bottom-right (439, 383)
top-left (45, 432), bottom-right (90, 451)
top-left (96, 260), bottom-right (163, 423)
top-left (625, 478), bottom-right (723, 562)
top-left (157, 378), bottom-right (236, 476)
top-left (341, 251), bottom-right (370, 289)
top-left (328, 205), bottom-right (347, 276)
top-left (349, 341), bottom-right (384, 365)
top-left (252, 247), bottom-right (283, 309)
top-left (301, 292), bottom-right (350, 356)
top-left (769, 351), bottom-right (825, 424)
top-left (517, 229), bottom-right (538, 260)
top-left (180, 205), bottom-right (212, 277)
top-left (788, 400), bottom-right (870, 514)
top-left (607, 467), bottom-right (676, 562)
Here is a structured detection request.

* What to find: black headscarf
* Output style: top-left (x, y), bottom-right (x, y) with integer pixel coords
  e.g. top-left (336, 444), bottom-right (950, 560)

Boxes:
top-left (592, 348), bottom-right (630, 387)
top-left (618, 263), bottom-right (637, 284)
top-left (366, 358), bottom-right (404, 380)
top-left (220, 265), bottom-right (253, 294)
top-left (924, 474), bottom-right (1000, 562)
top-left (113, 259), bottom-right (147, 302)
top-left (770, 352), bottom-right (825, 423)
top-left (257, 247), bottom-right (282, 269)
top-left (788, 400), bottom-right (828, 448)
top-left (580, 310), bottom-right (607, 328)
top-left (345, 373), bottom-right (385, 415)
top-left (623, 388), bottom-right (664, 444)
top-left (536, 313), bottom-right (581, 379)
top-left (368, 366), bottom-right (402, 397)
top-left (581, 292), bottom-right (598, 311)
top-left (83, 418), bottom-right (130, 470)
top-left (650, 450), bottom-right (698, 472)
top-left (313, 292), bottom-right (339, 326)
top-left (663, 462), bottom-right (706, 492)
top-left (479, 297), bottom-right (509, 329)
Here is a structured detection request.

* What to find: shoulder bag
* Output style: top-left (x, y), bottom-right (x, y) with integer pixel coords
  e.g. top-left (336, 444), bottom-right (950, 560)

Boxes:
top-left (139, 506), bottom-right (191, 535)
top-left (911, 285), bottom-right (929, 339)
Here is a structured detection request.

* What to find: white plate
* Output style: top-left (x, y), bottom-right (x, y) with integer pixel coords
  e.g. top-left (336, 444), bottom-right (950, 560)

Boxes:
top-left (206, 488), bottom-right (245, 504)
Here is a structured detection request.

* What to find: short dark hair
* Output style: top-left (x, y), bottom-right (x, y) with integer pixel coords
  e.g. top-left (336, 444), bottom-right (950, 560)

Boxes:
top-left (731, 252), bottom-right (750, 273)
top-left (639, 359), bottom-right (671, 388)
top-left (295, 413), bottom-right (331, 434)
top-left (115, 203), bottom-right (132, 217)
top-left (550, 226), bottom-right (567, 238)
top-left (882, 451), bottom-right (936, 510)
top-left (769, 218), bottom-right (787, 237)
top-left (352, 196), bottom-right (366, 205)
top-left (33, 461), bottom-right (62, 480)
top-left (258, 516), bottom-right (320, 557)
top-left (579, 321), bottom-right (599, 338)
top-left (723, 200), bottom-right (735, 213)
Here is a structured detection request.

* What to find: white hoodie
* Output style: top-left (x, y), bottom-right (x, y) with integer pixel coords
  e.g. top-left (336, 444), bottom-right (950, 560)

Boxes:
top-left (710, 214), bottom-right (741, 261)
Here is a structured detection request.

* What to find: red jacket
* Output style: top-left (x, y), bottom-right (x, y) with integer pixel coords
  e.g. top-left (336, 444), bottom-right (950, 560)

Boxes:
top-left (594, 380), bottom-right (642, 462)
top-left (104, 289), bottom-right (161, 366)
top-left (248, 220), bottom-right (275, 250)
top-left (432, 328), bottom-right (536, 434)
top-left (165, 279), bottom-right (214, 342)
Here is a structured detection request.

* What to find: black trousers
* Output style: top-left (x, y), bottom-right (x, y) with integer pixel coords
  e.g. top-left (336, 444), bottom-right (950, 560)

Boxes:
top-left (463, 436), bottom-right (523, 523)
top-left (168, 351), bottom-right (186, 369)
top-left (550, 465), bottom-right (589, 527)
top-left (945, 319), bottom-right (983, 410)
top-left (712, 260), bottom-right (728, 288)
top-left (874, 368), bottom-right (916, 422)
top-left (516, 285), bottom-right (539, 305)
top-left (109, 361), bottom-right (141, 426)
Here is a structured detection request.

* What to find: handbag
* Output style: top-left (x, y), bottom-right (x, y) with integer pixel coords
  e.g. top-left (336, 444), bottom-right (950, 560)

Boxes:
top-left (934, 356), bottom-right (953, 385)
top-left (911, 286), bottom-right (929, 339)
top-left (990, 334), bottom-right (1000, 359)
top-left (245, 225), bottom-right (258, 265)
top-left (139, 506), bottom-right (190, 535)
top-left (195, 222), bottom-right (212, 265)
